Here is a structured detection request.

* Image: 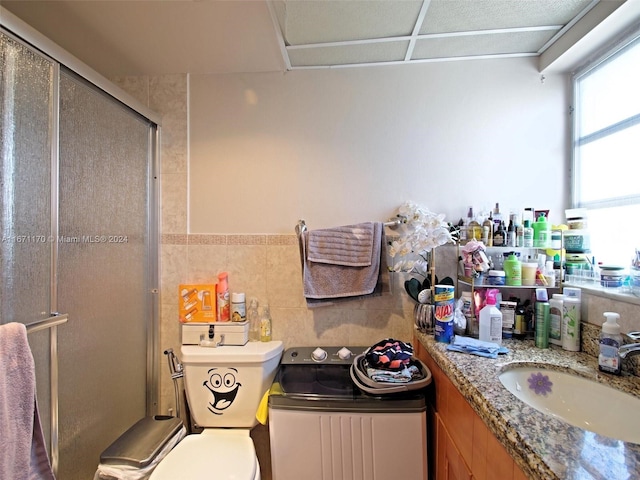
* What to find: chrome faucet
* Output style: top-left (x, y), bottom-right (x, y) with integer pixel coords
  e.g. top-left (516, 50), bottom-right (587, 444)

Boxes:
top-left (619, 332), bottom-right (640, 360)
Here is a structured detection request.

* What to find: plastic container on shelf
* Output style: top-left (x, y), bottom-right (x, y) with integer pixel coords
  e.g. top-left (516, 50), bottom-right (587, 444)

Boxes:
top-left (486, 270), bottom-right (505, 286)
top-left (503, 253), bottom-right (522, 286)
top-left (599, 265), bottom-right (625, 288)
top-left (533, 212), bottom-right (551, 248)
top-left (521, 262), bottom-right (538, 286)
top-left (563, 230), bottom-right (591, 253)
top-left (479, 290), bottom-right (502, 344)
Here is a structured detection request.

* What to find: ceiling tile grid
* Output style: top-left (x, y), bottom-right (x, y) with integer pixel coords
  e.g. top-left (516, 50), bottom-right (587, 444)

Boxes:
top-left (271, 0), bottom-right (600, 69)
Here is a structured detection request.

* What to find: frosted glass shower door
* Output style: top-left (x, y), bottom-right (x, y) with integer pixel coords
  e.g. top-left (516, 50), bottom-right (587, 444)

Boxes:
top-left (0, 31), bottom-right (54, 324)
top-left (56, 71), bottom-right (155, 480)
top-left (0, 28), bottom-right (57, 462)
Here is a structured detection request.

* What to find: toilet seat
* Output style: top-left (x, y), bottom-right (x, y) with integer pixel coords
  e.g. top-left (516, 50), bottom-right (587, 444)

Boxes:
top-left (150, 429), bottom-right (259, 480)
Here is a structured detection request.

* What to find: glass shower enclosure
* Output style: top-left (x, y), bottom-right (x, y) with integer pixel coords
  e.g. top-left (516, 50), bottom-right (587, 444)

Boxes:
top-left (1, 22), bottom-right (159, 480)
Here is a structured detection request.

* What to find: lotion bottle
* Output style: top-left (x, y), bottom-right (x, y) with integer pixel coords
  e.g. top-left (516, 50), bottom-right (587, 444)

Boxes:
top-left (479, 289), bottom-right (502, 344)
top-left (599, 312), bottom-right (623, 375)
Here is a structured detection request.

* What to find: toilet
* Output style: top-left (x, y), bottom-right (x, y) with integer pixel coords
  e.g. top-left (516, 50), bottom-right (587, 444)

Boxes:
top-left (150, 324), bottom-right (283, 480)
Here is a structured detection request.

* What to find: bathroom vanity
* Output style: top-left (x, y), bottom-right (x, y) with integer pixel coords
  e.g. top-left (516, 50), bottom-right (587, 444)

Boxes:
top-left (415, 331), bottom-right (640, 479)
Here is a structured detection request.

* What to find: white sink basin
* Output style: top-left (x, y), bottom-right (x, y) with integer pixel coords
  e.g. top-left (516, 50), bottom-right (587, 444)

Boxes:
top-left (499, 366), bottom-right (640, 444)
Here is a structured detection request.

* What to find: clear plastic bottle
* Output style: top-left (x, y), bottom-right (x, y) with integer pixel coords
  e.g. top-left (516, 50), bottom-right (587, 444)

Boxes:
top-left (247, 297), bottom-right (260, 342)
top-left (479, 290), bottom-right (502, 344)
top-left (260, 304), bottom-right (272, 342)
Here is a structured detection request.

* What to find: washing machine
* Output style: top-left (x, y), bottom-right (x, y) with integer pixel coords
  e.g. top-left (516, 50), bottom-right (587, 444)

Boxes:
top-left (268, 346), bottom-right (429, 480)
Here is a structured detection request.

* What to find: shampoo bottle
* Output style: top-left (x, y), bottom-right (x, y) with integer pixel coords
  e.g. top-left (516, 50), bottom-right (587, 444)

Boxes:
top-left (503, 253), bottom-right (522, 286)
top-left (479, 290), bottom-right (502, 344)
top-left (599, 312), bottom-right (623, 375)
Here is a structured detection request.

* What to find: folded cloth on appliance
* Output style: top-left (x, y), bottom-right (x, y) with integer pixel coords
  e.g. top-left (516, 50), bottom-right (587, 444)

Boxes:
top-left (446, 336), bottom-right (509, 358)
top-left (303, 221), bottom-right (383, 300)
top-left (307, 222), bottom-right (374, 267)
top-left (366, 363), bottom-right (422, 383)
top-left (0, 323), bottom-right (55, 480)
top-left (365, 338), bottom-right (414, 371)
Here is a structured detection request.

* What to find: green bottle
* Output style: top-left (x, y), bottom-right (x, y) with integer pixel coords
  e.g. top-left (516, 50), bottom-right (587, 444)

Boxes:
top-left (533, 213), bottom-right (550, 248)
top-left (503, 253), bottom-right (522, 286)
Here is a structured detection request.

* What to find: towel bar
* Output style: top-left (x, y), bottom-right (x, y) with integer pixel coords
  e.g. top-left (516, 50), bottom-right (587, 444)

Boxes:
top-left (25, 313), bottom-right (68, 477)
top-left (296, 217), bottom-right (403, 235)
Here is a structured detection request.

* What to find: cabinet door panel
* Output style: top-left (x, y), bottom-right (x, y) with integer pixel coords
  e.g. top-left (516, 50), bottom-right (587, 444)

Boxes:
top-left (437, 414), bottom-right (473, 480)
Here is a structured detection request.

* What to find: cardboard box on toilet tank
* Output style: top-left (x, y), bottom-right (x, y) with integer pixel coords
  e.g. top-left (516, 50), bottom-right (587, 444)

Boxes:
top-left (178, 284), bottom-right (217, 322)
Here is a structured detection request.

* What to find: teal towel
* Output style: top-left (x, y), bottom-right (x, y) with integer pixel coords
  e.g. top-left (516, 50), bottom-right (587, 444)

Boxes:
top-left (447, 336), bottom-right (509, 358)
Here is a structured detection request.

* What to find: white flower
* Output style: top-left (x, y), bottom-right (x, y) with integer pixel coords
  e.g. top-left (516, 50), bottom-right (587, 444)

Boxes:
top-left (390, 201), bottom-right (453, 275)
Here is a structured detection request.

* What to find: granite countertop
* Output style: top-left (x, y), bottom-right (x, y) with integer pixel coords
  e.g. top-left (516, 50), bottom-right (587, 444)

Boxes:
top-left (415, 330), bottom-right (640, 480)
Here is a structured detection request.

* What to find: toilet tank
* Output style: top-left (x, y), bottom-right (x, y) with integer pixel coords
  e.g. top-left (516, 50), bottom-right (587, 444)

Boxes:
top-left (180, 341), bottom-right (283, 428)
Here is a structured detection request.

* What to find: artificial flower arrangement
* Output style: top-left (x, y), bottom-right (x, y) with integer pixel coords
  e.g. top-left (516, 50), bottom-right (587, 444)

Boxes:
top-left (388, 201), bottom-right (457, 302)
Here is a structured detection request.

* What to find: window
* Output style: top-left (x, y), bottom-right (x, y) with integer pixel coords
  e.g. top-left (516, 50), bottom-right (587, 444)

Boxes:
top-left (572, 29), bottom-right (640, 267)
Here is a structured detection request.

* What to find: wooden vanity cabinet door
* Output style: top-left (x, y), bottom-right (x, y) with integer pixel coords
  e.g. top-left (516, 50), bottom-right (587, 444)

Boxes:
top-left (436, 413), bottom-right (473, 480)
top-left (416, 338), bottom-right (530, 480)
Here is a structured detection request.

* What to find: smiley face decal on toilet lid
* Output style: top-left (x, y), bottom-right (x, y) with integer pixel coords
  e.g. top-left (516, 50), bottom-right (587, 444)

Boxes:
top-left (203, 367), bottom-right (241, 415)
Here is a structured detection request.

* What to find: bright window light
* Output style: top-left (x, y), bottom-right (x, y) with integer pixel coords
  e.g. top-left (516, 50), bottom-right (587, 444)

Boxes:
top-left (572, 30), bottom-right (640, 268)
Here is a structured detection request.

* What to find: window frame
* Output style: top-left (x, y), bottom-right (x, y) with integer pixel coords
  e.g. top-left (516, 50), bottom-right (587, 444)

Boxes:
top-left (571, 26), bottom-right (640, 211)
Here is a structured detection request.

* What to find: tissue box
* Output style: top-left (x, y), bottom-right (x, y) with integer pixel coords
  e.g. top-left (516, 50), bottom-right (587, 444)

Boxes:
top-left (178, 284), bottom-right (216, 322)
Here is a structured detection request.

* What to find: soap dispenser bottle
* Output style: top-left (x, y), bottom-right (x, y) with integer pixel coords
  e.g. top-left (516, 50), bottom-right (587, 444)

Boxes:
top-left (599, 312), bottom-right (623, 375)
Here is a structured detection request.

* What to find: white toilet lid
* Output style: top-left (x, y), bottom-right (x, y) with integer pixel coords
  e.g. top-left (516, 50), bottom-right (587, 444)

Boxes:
top-left (150, 430), bottom-right (258, 479)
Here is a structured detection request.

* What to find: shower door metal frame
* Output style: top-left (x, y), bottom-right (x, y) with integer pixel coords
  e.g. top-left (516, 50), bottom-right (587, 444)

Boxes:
top-left (2, 6), bottom-right (162, 475)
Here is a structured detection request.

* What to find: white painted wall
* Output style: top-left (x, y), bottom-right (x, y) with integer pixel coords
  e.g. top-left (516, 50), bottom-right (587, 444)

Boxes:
top-left (189, 57), bottom-right (569, 234)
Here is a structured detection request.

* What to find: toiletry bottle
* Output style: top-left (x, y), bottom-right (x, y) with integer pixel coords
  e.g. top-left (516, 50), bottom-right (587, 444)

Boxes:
top-left (467, 207), bottom-right (481, 241)
top-left (231, 292), bottom-right (246, 322)
top-left (599, 312), bottom-right (623, 375)
top-left (548, 294), bottom-right (564, 346)
top-left (492, 202), bottom-right (503, 231)
top-left (493, 221), bottom-right (506, 247)
top-left (514, 302), bottom-right (526, 340)
top-left (561, 295), bottom-right (581, 351)
top-left (535, 300), bottom-right (550, 348)
top-left (479, 290), bottom-right (502, 344)
top-left (533, 212), bottom-right (550, 248)
top-left (523, 220), bottom-right (534, 247)
top-left (216, 272), bottom-right (230, 322)
top-left (260, 303), bottom-right (272, 342)
top-left (503, 253), bottom-right (522, 286)
top-left (482, 213), bottom-right (493, 246)
top-left (506, 217), bottom-right (516, 247)
top-left (247, 297), bottom-right (260, 341)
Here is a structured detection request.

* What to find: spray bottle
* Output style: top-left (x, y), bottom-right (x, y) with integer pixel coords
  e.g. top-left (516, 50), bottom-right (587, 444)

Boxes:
top-left (479, 289), bottom-right (502, 344)
top-left (216, 272), bottom-right (230, 322)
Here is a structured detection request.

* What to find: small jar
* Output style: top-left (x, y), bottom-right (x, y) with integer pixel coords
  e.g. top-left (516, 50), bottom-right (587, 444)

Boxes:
top-left (567, 216), bottom-right (587, 230)
top-left (231, 292), bottom-right (246, 322)
top-left (487, 270), bottom-right (506, 286)
top-left (599, 266), bottom-right (625, 288)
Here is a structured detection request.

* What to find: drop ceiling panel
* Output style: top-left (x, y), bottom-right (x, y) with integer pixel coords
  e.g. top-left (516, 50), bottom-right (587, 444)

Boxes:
top-left (272, 0), bottom-right (602, 69)
top-left (420, 0), bottom-right (596, 34)
top-left (413, 30), bottom-right (559, 60)
top-left (288, 41), bottom-right (410, 67)
top-left (276, 0), bottom-right (423, 44)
